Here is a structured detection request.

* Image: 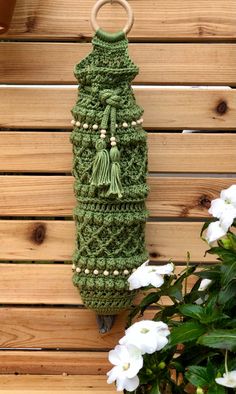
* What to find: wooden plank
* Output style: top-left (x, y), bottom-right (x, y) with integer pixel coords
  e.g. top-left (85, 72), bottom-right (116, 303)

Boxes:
top-left (0, 307), bottom-right (136, 350)
top-left (0, 132), bottom-right (72, 173)
top-left (0, 220), bottom-right (214, 262)
top-left (0, 87), bottom-right (235, 130)
top-left (1, 132), bottom-right (236, 174)
top-left (0, 264), bottom-right (197, 305)
top-left (0, 351), bottom-right (109, 375)
top-left (3, 0), bottom-right (236, 41)
top-left (1, 43), bottom-right (236, 85)
top-left (0, 375), bottom-right (115, 393)
top-left (0, 176), bottom-right (234, 217)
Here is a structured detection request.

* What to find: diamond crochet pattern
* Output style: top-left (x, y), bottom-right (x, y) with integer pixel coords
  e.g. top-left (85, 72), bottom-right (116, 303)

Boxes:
top-left (70, 29), bottom-right (149, 315)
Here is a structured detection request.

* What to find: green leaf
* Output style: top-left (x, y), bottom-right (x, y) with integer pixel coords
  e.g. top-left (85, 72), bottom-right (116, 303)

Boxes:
top-left (140, 292), bottom-right (161, 310)
top-left (208, 383), bottom-right (226, 394)
top-left (206, 248), bottom-right (236, 262)
top-left (179, 304), bottom-right (203, 320)
top-left (221, 260), bottom-right (236, 287)
top-left (198, 329), bottom-right (236, 351)
top-left (149, 382), bottom-right (161, 394)
top-left (185, 366), bottom-right (210, 387)
top-left (218, 280), bottom-right (236, 304)
top-left (167, 282), bottom-right (183, 302)
top-left (169, 321), bottom-right (206, 347)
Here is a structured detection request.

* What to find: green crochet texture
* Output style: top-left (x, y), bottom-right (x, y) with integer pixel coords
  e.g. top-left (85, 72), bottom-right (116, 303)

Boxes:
top-left (70, 29), bottom-right (149, 315)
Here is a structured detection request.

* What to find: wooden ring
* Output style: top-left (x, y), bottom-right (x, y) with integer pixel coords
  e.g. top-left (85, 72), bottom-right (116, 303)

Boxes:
top-left (91, 0), bottom-right (134, 34)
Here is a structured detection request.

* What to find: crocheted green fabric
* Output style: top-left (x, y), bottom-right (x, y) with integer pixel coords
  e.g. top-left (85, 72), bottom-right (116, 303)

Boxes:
top-left (70, 29), bottom-right (149, 315)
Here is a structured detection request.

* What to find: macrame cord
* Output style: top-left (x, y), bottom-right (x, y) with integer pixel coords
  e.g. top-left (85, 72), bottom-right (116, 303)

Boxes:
top-left (70, 28), bottom-right (149, 323)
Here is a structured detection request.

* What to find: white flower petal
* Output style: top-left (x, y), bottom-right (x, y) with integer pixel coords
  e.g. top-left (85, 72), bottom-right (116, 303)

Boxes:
top-left (198, 278), bottom-right (212, 291)
top-left (215, 371), bottom-right (236, 388)
top-left (220, 210), bottom-right (235, 231)
top-left (107, 366), bottom-right (121, 384)
top-left (108, 348), bottom-right (122, 366)
top-left (116, 375), bottom-right (140, 392)
top-left (120, 320), bottom-right (169, 355)
top-left (128, 262), bottom-right (174, 290)
top-left (221, 185), bottom-right (236, 205)
top-left (206, 221), bottom-right (227, 243)
top-left (149, 263), bottom-right (174, 275)
top-left (209, 198), bottom-right (226, 218)
top-left (107, 343), bottom-right (143, 391)
top-left (149, 273), bottom-right (164, 288)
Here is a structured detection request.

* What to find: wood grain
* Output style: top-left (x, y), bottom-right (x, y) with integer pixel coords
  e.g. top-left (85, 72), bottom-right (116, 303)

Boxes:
top-left (0, 87), bottom-right (235, 130)
top-left (0, 264), bottom-right (196, 305)
top-left (0, 175), bottom-right (233, 217)
top-left (1, 43), bottom-right (236, 85)
top-left (0, 220), bottom-right (214, 262)
top-left (3, 0), bottom-right (236, 41)
top-left (0, 351), bottom-right (109, 375)
top-left (0, 307), bottom-right (155, 350)
top-left (1, 132), bottom-right (236, 174)
top-left (0, 374), bottom-right (115, 392)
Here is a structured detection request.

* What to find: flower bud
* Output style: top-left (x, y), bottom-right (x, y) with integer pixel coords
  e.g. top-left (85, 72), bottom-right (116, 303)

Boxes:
top-left (158, 361), bottom-right (166, 370)
top-left (196, 388), bottom-right (204, 394)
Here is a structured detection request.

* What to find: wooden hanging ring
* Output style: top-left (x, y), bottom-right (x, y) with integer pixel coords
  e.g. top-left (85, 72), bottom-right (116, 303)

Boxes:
top-left (91, 0), bottom-right (134, 34)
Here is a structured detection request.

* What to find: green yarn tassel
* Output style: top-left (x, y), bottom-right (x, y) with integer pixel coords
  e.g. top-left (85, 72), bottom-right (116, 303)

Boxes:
top-left (107, 145), bottom-right (123, 198)
top-left (90, 139), bottom-right (111, 186)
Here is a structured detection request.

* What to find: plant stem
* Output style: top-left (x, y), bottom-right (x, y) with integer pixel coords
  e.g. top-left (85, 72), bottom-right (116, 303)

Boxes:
top-left (225, 350), bottom-right (229, 375)
top-left (184, 252), bottom-right (191, 296)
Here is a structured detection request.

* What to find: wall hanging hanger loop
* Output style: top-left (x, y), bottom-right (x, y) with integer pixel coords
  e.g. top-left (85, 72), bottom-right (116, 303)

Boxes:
top-left (91, 0), bottom-right (134, 34)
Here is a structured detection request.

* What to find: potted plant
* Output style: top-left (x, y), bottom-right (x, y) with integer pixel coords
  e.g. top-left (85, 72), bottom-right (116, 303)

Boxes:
top-left (107, 185), bottom-right (236, 393)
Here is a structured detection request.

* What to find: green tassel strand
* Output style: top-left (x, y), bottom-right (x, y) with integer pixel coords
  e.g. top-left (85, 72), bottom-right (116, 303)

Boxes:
top-left (107, 145), bottom-right (123, 198)
top-left (90, 139), bottom-right (111, 186)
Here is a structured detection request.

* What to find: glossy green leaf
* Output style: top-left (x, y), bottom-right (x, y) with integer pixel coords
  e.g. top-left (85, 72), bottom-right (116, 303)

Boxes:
top-left (169, 321), bottom-right (206, 347)
top-left (198, 329), bottom-right (236, 351)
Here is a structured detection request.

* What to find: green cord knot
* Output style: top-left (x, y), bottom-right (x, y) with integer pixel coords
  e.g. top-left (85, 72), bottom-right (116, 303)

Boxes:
top-left (100, 89), bottom-right (122, 109)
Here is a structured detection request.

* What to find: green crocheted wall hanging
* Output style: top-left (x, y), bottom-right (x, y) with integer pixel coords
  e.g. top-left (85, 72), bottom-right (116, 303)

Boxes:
top-left (70, 0), bottom-right (149, 331)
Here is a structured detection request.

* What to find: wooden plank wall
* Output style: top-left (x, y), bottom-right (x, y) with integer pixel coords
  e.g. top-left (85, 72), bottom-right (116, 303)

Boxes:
top-left (0, 0), bottom-right (236, 389)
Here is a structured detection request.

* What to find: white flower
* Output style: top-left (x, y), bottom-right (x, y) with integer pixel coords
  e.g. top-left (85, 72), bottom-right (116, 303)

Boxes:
top-left (128, 260), bottom-right (174, 290)
top-left (198, 278), bottom-right (212, 291)
top-left (205, 221), bottom-right (228, 243)
top-left (119, 320), bottom-right (170, 355)
top-left (206, 185), bottom-right (236, 243)
top-left (215, 371), bottom-right (236, 388)
top-left (107, 344), bottom-right (143, 392)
